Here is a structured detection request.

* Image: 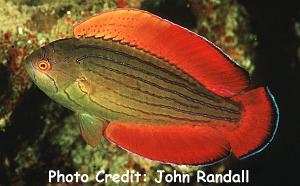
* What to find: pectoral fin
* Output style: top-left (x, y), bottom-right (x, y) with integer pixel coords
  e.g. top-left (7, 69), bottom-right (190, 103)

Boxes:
top-left (77, 113), bottom-right (108, 147)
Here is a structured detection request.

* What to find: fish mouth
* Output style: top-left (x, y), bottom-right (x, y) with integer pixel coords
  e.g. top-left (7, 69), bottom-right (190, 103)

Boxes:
top-left (29, 62), bottom-right (38, 82)
top-left (24, 61), bottom-right (37, 82)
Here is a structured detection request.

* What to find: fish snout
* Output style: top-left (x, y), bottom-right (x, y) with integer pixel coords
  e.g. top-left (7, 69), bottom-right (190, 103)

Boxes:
top-left (24, 59), bottom-right (37, 81)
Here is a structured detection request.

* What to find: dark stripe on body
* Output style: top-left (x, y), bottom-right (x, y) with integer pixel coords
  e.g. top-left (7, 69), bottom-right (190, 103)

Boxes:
top-left (96, 82), bottom-right (238, 122)
top-left (75, 75), bottom-right (209, 122)
top-left (73, 77), bottom-right (138, 119)
top-left (52, 69), bottom-right (142, 120)
top-left (51, 38), bottom-right (241, 123)
top-left (75, 45), bottom-right (219, 102)
top-left (87, 68), bottom-right (238, 122)
top-left (78, 53), bottom-right (239, 114)
top-left (86, 68), bottom-right (200, 109)
top-left (107, 99), bottom-right (210, 123)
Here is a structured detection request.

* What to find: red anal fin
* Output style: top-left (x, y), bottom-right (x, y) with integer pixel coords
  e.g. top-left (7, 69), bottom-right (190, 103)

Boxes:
top-left (73, 8), bottom-right (249, 97)
top-left (217, 87), bottom-right (279, 159)
top-left (104, 122), bottom-right (231, 165)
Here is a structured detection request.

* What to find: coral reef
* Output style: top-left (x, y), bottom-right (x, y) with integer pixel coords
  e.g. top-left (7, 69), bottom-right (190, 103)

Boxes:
top-left (0, 0), bottom-right (256, 185)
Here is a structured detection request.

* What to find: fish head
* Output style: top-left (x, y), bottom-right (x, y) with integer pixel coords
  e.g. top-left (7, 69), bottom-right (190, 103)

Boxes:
top-left (25, 38), bottom-right (81, 101)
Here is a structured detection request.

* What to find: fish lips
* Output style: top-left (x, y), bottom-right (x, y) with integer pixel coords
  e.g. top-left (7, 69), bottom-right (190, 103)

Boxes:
top-left (25, 61), bottom-right (37, 82)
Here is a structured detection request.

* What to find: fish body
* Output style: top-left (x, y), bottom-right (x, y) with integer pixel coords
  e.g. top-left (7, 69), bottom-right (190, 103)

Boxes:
top-left (25, 9), bottom-right (278, 165)
top-left (27, 38), bottom-right (240, 124)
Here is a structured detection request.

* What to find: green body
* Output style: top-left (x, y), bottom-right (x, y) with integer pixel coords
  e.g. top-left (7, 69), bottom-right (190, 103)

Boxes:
top-left (25, 38), bottom-right (241, 125)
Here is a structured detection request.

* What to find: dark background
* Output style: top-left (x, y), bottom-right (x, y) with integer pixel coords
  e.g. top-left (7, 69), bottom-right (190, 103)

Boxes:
top-left (147, 0), bottom-right (299, 185)
top-left (237, 1), bottom-right (299, 185)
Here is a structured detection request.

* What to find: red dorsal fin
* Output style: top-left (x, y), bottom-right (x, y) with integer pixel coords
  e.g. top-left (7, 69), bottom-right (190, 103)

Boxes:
top-left (73, 8), bottom-right (249, 97)
top-left (104, 122), bottom-right (231, 165)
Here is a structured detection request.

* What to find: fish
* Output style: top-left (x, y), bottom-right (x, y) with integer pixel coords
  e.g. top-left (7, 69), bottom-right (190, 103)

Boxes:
top-left (24, 8), bottom-right (279, 165)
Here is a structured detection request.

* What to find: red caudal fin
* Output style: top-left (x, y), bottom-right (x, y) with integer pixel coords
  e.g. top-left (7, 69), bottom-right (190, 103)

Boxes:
top-left (73, 8), bottom-right (249, 97)
top-left (104, 123), bottom-right (231, 165)
top-left (217, 87), bottom-right (279, 159)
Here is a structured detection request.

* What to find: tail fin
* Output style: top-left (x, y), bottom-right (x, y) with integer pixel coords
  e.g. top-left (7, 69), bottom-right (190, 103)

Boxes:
top-left (217, 87), bottom-right (279, 159)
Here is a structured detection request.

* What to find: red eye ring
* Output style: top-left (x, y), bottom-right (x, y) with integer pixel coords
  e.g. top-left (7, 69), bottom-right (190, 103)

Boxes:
top-left (37, 60), bottom-right (50, 71)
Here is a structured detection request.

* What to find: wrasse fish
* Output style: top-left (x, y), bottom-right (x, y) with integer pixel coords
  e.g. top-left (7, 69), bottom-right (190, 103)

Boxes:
top-left (25, 9), bottom-right (279, 165)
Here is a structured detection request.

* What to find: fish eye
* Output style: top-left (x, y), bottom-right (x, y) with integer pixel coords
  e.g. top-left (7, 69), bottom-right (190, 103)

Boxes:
top-left (37, 60), bottom-right (51, 71)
